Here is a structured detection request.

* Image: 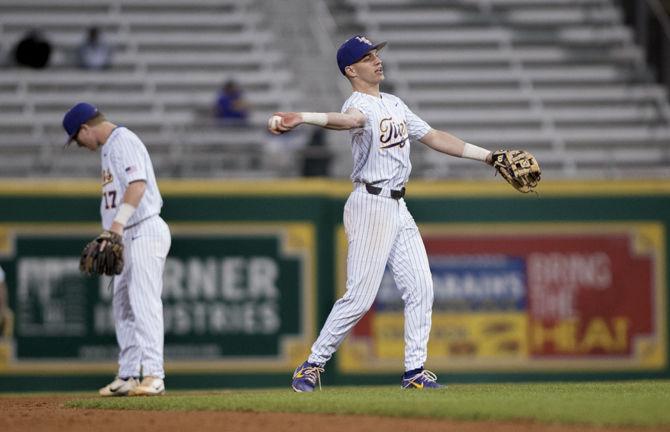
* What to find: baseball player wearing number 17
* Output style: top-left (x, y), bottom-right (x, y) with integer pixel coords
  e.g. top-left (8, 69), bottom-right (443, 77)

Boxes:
top-left (270, 35), bottom-right (539, 392)
top-left (63, 102), bottom-right (171, 396)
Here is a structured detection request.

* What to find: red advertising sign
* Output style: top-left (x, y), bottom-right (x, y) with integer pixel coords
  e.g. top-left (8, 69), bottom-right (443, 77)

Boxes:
top-left (337, 223), bottom-right (666, 372)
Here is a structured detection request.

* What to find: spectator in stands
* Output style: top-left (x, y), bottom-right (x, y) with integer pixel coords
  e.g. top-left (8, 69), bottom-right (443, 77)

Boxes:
top-left (78, 26), bottom-right (112, 70)
top-left (301, 128), bottom-right (332, 177)
top-left (214, 80), bottom-right (250, 126)
top-left (13, 29), bottom-right (52, 69)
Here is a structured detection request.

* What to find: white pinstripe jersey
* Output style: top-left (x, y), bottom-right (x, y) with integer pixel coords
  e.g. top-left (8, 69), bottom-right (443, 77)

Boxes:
top-left (99, 127), bottom-right (163, 230)
top-left (342, 91), bottom-right (431, 190)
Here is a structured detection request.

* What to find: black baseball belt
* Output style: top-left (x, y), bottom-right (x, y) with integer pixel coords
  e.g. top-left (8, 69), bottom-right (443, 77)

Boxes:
top-left (365, 183), bottom-right (406, 200)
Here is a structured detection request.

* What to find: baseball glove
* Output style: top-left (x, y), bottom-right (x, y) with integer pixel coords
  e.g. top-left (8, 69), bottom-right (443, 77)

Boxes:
top-left (490, 149), bottom-right (541, 193)
top-left (79, 231), bottom-right (124, 276)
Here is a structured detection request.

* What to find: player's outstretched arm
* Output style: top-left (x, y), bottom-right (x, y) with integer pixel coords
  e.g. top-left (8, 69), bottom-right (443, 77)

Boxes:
top-left (420, 129), bottom-right (493, 164)
top-left (267, 109), bottom-right (366, 135)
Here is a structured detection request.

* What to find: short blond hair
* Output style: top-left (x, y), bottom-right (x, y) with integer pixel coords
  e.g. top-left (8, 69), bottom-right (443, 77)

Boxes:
top-left (85, 112), bottom-right (106, 127)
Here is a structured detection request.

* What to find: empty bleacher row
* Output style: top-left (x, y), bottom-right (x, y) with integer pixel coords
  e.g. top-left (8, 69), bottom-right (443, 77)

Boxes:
top-left (343, 0), bottom-right (670, 179)
top-left (0, 0), bottom-right (299, 178)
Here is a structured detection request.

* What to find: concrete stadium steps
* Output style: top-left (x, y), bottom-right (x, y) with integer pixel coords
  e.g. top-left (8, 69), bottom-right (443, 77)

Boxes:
top-left (390, 47), bottom-right (642, 69)
top-left (0, 0), bottom-right (299, 177)
top-left (338, 0), bottom-right (670, 178)
top-left (2, 0), bottom-right (669, 178)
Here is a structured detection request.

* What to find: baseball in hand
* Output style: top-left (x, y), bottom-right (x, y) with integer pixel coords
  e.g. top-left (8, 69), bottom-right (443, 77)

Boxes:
top-left (268, 115), bottom-right (283, 130)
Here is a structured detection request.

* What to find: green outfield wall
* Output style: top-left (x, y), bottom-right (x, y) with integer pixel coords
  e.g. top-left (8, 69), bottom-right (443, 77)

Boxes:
top-left (0, 179), bottom-right (668, 391)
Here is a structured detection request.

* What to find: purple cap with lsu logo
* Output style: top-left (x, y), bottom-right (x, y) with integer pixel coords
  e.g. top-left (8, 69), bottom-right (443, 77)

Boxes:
top-left (62, 102), bottom-right (98, 144)
top-left (336, 35), bottom-right (387, 76)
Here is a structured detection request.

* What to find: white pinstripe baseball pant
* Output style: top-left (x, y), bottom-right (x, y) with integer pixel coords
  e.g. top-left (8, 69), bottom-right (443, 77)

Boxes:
top-left (113, 216), bottom-right (171, 379)
top-left (309, 187), bottom-right (434, 371)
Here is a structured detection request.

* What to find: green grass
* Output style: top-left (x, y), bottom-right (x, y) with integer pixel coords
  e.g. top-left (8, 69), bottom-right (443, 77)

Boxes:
top-left (65, 381), bottom-right (670, 427)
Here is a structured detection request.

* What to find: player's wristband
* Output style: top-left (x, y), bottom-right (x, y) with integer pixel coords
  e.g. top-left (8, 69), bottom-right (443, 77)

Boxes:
top-left (461, 142), bottom-right (491, 162)
top-left (300, 112), bottom-right (328, 127)
top-left (113, 203), bottom-right (136, 227)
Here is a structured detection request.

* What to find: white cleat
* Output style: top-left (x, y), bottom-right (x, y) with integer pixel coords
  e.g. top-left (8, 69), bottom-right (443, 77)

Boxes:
top-left (99, 377), bottom-right (139, 397)
top-left (130, 376), bottom-right (165, 396)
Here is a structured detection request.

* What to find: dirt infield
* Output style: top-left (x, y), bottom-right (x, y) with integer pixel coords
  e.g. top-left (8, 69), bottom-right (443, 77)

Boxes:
top-left (1, 396), bottom-right (669, 432)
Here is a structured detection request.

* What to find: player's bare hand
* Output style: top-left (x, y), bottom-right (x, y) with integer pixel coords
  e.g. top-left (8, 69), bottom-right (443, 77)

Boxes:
top-left (267, 112), bottom-right (302, 135)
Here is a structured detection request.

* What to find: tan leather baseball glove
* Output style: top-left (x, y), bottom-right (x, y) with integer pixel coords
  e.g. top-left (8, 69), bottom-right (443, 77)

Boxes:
top-left (490, 150), bottom-right (541, 193)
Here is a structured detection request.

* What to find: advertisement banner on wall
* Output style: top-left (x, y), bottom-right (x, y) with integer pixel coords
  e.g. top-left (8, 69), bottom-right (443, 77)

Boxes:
top-left (337, 222), bottom-right (667, 373)
top-left (0, 223), bottom-right (316, 374)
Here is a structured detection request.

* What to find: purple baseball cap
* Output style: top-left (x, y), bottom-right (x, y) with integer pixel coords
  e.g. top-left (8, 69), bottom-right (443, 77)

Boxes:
top-left (336, 35), bottom-right (387, 76)
top-left (62, 102), bottom-right (98, 144)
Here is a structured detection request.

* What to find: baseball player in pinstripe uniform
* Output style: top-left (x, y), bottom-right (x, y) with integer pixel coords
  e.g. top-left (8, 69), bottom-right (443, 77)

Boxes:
top-left (269, 36), bottom-right (495, 391)
top-left (63, 102), bottom-right (171, 396)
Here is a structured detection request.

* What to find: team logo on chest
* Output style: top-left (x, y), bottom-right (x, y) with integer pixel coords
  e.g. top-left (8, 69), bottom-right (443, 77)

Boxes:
top-left (101, 169), bottom-right (113, 186)
top-left (379, 117), bottom-right (409, 149)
